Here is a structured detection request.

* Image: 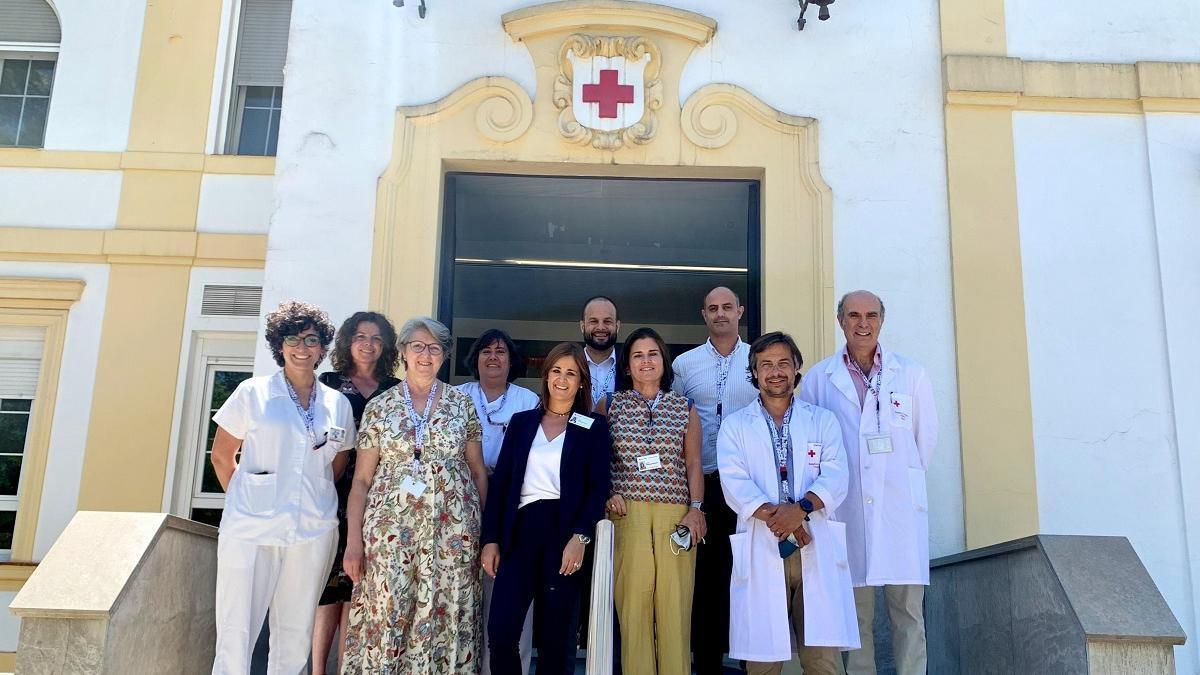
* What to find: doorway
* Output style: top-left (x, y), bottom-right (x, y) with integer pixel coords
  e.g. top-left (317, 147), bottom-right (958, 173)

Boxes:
top-left (438, 172), bottom-right (761, 386)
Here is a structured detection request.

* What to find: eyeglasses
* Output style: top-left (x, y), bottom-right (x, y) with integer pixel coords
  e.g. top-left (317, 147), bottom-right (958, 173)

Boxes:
top-left (283, 335), bottom-right (322, 348)
top-left (352, 334), bottom-right (385, 345)
top-left (406, 341), bottom-right (445, 357)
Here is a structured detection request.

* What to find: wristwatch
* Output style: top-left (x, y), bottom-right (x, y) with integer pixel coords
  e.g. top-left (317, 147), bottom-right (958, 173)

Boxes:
top-left (798, 497), bottom-right (815, 521)
top-left (689, 500), bottom-right (704, 511)
top-left (576, 534), bottom-right (592, 545)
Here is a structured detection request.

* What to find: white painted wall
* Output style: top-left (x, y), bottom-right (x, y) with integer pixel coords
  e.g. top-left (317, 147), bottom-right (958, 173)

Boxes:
top-left (0, 169), bottom-right (121, 229)
top-left (1006, 0), bottom-right (1200, 63)
top-left (1014, 112), bottom-right (1196, 673)
top-left (196, 175), bottom-right (275, 234)
top-left (1145, 113), bottom-right (1200, 674)
top-left (0, 590), bottom-right (18, 652)
top-left (41, 0), bottom-right (147, 151)
top-left (0, 262), bottom-right (110, 561)
top-left (262, 0), bottom-right (966, 557)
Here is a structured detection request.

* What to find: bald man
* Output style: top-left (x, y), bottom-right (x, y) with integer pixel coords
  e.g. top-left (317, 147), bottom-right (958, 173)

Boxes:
top-left (671, 286), bottom-right (760, 674)
top-left (799, 290), bottom-right (938, 675)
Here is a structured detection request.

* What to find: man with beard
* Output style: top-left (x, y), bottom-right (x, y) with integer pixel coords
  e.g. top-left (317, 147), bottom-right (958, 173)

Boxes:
top-left (671, 286), bottom-right (760, 674)
top-left (580, 296), bottom-right (621, 407)
top-left (718, 331), bottom-right (858, 674)
top-left (799, 291), bottom-right (938, 675)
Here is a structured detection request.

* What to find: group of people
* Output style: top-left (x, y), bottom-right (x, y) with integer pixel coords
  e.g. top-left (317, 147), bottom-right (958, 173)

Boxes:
top-left (207, 285), bottom-right (937, 675)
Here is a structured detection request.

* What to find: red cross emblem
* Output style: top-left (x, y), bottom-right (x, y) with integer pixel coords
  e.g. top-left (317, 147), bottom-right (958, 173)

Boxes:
top-left (893, 399), bottom-right (901, 407)
top-left (581, 69), bottom-right (634, 119)
top-left (808, 449), bottom-right (816, 458)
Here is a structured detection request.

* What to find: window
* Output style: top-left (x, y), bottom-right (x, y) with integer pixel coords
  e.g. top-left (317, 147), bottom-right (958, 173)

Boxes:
top-left (225, 0), bottom-right (291, 156)
top-left (440, 174), bottom-right (761, 388)
top-left (0, 0), bottom-right (61, 148)
top-left (189, 363), bottom-right (252, 527)
top-left (0, 325), bottom-right (44, 560)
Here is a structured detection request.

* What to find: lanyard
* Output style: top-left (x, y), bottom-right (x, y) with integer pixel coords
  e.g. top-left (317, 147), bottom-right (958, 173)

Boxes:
top-left (474, 384), bottom-right (510, 431)
top-left (707, 340), bottom-right (734, 422)
top-left (760, 401), bottom-right (795, 503)
top-left (848, 358), bottom-right (883, 433)
top-left (284, 375), bottom-right (318, 445)
top-left (402, 380), bottom-right (439, 464)
top-left (634, 389), bottom-right (664, 425)
top-left (592, 360), bottom-right (614, 403)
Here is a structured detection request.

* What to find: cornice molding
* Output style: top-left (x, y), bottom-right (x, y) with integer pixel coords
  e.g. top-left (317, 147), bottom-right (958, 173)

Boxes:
top-left (503, 0), bottom-right (715, 46)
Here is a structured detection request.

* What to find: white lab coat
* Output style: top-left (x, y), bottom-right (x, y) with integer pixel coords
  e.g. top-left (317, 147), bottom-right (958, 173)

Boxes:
top-left (799, 345), bottom-right (938, 587)
top-left (717, 396), bottom-right (860, 662)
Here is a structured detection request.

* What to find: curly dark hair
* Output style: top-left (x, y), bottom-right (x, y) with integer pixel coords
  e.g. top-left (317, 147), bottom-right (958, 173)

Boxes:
top-left (264, 300), bottom-right (335, 368)
top-left (463, 329), bottom-right (524, 382)
top-left (329, 311), bottom-right (400, 380)
top-left (617, 326), bottom-right (673, 393)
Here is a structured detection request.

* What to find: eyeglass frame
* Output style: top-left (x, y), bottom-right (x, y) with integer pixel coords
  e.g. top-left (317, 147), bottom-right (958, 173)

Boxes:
top-left (283, 334), bottom-right (323, 348)
top-left (405, 341), bottom-right (446, 357)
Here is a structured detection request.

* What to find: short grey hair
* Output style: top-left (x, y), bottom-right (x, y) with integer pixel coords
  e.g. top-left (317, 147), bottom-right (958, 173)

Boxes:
top-left (397, 316), bottom-right (452, 363)
top-left (836, 290), bottom-right (886, 320)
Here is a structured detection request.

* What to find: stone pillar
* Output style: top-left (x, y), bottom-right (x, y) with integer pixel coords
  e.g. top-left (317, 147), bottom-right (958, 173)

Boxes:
top-left (8, 512), bottom-right (218, 674)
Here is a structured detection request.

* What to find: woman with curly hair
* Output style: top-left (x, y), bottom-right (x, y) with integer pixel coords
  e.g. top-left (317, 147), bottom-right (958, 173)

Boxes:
top-left (209, 300), bottom-right (356, 675)
top-left (311, 311), bottom-right (401, 674)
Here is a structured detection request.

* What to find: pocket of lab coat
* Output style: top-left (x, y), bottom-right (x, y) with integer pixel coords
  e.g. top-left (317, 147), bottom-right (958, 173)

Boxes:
top-left (908, 467), bottom-right (928, 512)
top-left (242, 472), bottom-right (277, 515)
top-left (730, 531), bottom-right (750, 585)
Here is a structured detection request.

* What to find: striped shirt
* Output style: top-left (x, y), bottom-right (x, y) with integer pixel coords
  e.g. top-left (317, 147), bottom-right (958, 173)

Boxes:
top-left (671, 338), bottom-right (759, 473)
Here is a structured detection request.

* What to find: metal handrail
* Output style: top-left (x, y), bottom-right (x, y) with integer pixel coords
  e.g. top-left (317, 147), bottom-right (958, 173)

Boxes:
top-left (584, 518), bottom-right (615, 675)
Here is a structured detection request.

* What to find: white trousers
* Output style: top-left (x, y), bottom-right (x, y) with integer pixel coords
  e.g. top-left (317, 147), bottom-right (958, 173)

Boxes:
top-left (212, 529), bottom-right (338, 675)
top-left (481, 571), bottom-right (534, 675)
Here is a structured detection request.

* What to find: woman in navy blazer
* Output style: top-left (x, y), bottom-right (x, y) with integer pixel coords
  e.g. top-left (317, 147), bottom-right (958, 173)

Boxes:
top-left (481, 342), bottom-right (612, 675)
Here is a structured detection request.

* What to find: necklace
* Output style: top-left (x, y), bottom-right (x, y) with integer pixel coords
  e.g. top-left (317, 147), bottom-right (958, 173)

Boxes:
top-left (475, 383), bottom-right (510, 427)
top-left (545, 407), bottom-right (571, 418)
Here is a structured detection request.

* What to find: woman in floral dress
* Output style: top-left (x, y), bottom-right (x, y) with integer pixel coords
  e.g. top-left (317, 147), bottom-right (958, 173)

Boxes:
top-left (342, 316), bottom-right (490, 674)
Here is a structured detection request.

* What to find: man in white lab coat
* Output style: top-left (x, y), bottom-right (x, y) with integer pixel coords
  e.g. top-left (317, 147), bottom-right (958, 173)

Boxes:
top-left (799, 291), bottom-right (938, 675)
top-left (718, 331), bottom-right (859, 675)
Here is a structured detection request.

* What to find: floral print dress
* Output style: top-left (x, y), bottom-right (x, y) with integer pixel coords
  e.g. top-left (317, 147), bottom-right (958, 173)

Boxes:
top-left (342, 382), bottom-right (483, 674)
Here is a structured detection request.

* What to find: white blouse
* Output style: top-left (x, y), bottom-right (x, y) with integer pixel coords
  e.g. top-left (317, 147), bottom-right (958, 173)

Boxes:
top-left (456, 381), bottom-right (540, 469)
top-left (519, 425), bottom-right (564, 508)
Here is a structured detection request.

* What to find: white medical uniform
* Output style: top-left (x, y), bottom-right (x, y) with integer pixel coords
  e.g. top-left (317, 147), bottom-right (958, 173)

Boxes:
top-left (718, 396), bottom-right (859, 663)
top-left (211, 371), bottom-right (355, 675)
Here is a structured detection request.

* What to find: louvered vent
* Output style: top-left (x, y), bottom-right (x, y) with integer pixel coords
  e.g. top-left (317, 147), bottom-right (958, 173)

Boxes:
top-left (201, 285), bottom-right (263, 317)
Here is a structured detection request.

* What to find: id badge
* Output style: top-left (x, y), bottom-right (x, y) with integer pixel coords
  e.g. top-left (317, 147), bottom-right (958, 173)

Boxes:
top-left (636, 453), bottom-right (663, 472)
top-left (866, 433), bottom-right (894, 454)
top-left (805, 442), bottom-right (823, 466)
top-left (569, 413), bottom-right (595, 429)
top-left (400, 476), bottom-right (428, 500)
top-left (329, 426), bottom-right (347, 444)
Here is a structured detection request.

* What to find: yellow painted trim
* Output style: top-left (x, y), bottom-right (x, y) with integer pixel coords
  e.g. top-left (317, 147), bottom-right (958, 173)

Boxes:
top-left (0, 227), bottom-right (267, 268)
top-left (0, 149), bottom-right (123, 170)
top-left (0, 285), bottom-right (81, 561)
top-left (0, 563), bottom-right (37, 592)
top-left (77, 265), bottom-right (191, 513)
top-left (944, 55), bottom-right (1200, 114)
top-left (0, 652), bottom-right (13, 671)
top-left (940, 0), bottom-right (1041, 547)
top-left (372, 5), bottom-right (835, 366)
top-left (125, 0), bottom-right (225, 154)
top-left (938, 0), bottom-right (1006, 57)
top-left (0, 150), bottom-right (277, 176)
top-left (502, 0), bottom-right (716, 45)
top-left (202, 155), bottom-right (277, 176)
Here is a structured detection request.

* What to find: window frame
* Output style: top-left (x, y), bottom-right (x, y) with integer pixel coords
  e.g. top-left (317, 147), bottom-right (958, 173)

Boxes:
top-left (168, 333), bottom-right (254, 522)
top-left (225, 84), bottom-right (283, 157)
top-left (214, 0), bottom-right (290, 156)
top-left (0, 49), bottom-right (58, 149)
top-left (0, 395), bottom-right (34, 561)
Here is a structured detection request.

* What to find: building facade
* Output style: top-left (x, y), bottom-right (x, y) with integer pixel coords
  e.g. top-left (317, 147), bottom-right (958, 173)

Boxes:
top-left (0, 0), bottom-right (1198, 670)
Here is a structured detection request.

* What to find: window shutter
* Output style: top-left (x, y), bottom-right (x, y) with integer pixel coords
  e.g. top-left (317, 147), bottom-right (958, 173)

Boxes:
top-left (233, 0), bottom-right (292, 88)
top-left (0, 326), bottom-right (44, 398)
top-left (201, 284), bottom-right (263, 317)
top-left (0, 0), bottom-right (61, 44)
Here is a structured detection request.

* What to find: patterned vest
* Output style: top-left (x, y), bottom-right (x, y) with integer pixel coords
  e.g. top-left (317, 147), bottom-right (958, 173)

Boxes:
top-left (608, 389), bottom-right (691, 504)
